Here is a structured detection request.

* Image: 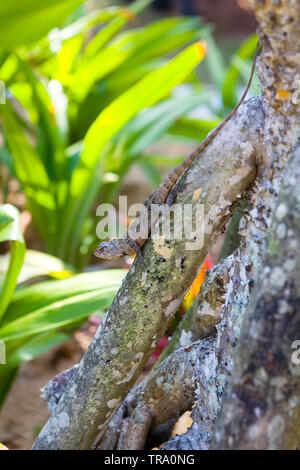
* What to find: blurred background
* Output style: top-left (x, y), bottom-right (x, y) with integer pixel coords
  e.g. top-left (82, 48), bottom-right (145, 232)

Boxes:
top-left (145, 0), bottom-right (256, 36)
top-left (0, 0), bottom-right (259, 449)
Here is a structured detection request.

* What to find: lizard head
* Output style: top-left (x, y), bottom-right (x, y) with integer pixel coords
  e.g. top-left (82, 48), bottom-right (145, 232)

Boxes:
top-left (94, 240), bottom-right (135, 260)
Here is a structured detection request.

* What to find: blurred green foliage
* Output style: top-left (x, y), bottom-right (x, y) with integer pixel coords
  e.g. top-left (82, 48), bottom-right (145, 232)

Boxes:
top-left (0, 1), bottom-right (259, 270)
top-left (0, 202), bottom-right (126, 408)
top-left (0, 0), bottom-right (87, 46)
top-left (0, 0), bottom-right (211, 268)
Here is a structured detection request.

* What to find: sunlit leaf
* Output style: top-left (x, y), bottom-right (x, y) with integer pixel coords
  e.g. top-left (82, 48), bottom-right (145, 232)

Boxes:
top-left (0, 277), bottom-right (123, 342)
top-left (0, 249), bottom-right (74, 287)
top-left (83, 0), bottom-right (153, 58)
top-left (124, 92), bottom-right (210, 157)
top-left (3, 269), bottom-right (126, 324)
top-left (78, 41), bottom-right (206, 183)
top-left (0, 0), bottom-right (86, 46)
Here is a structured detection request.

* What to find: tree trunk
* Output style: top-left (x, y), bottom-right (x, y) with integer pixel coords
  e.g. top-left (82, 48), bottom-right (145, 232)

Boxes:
top-left (33, 0), bottom-right (300, 450)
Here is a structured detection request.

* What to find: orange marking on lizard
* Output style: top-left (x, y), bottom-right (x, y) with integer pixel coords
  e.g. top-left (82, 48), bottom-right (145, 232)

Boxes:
top-left (276, 89), bottom-right (290, 101)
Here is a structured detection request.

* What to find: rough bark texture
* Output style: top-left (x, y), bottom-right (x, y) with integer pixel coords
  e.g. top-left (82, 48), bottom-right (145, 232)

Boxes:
top-left (156, 258), bottom-right (230, 365)
top-left (213, 145), bottom-right (300, 450)
top-left (211, 0), bottom-right (300, 450)
top-left (33, 98), bottom-right (260, 450)
top-left (34, 0), bottom-right (300, 451)
top-left (39, 249), bottom-right (252, 450)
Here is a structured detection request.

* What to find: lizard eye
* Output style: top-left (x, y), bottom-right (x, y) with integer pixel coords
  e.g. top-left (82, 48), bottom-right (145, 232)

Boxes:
top-left (94, 243), bottom-right (107, 258)
top-left (94, 241), bottom-right (123, 260)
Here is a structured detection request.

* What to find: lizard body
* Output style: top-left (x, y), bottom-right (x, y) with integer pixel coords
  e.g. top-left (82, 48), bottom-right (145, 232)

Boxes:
top-left (95, 45), bottom-right (259, 260)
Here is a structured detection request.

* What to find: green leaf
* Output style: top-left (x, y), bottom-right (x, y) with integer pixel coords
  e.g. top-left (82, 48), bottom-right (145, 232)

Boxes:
top-left (0, 204), bottom-right (25, 322)
top-left (0, 147), bottom-right (15, 176)
top-left (67, 15), bottom-right (204, 141)
top-left (99, 93), bottom-right (208, 200)
top-left (0, 204), bottom-right (23, 243)
top-left (137, 160), bottom-right (162, 188)
top-left (70, 16), bottom-right (199, 101)
top-left (1, 104), bottom-right (53, 192)
top-left (0, 285), bottom-right (120, 343)
top-left (20, 250), bottom-right (74, 281)
top-left (7, 331), bottom-right (69, 366)
top-left (143, 153), bottom-right (183, 167)
top-left (3, 269), bottom-right (126, 325)
top-left (0, 0), bottom-right (86, 46)
top-left (83, 0), bottom-right (153, 59)
top-left (0, 331), bottom-right (67, 408)
top-left (222, 34), bottom-right (258, 108)
top-left (51, 7), bottom-right (127, 43)
top-left (0, 366), bottom-right (19, 409)
top-left (1, 103), bottom-right (58, 251)
top-left (78, 41), bottom-right (206, 184)
top-left (169, 117), bottom-right (221, 141)
top-left (123, 92), bottom-right (210, 158)
top-left (0, 249), bottom-right (74, 287)
top-left (202, 36), bottom-right (226, 90)
top-left (15, 58), bottom-right (66, 174)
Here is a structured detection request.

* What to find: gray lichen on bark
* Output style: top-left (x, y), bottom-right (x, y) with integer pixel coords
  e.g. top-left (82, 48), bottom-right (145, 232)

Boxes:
top-left (213, 145), bottom-right (300, 450)
top-left (33, 0), bottom-right (300, 451)
top-left (211, 0), bottom-right (300, 449)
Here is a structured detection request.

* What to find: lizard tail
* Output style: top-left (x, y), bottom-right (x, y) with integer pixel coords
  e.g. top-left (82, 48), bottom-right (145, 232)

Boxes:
top-left (164, 41), bottom-right (260, 204)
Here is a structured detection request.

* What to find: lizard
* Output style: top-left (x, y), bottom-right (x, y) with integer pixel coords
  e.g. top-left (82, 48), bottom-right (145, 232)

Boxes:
top-left (94, 43), bottom-right (260, 261)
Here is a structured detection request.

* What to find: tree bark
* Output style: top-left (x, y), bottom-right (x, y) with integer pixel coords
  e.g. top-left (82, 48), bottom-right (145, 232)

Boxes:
top-left (211, 0), bottom-right (300, 449)
top-left (33, 0), bottom-right (300, 450)
top-left (213, 145), bottom-right (300, 450)
top-left (33, 97), bottom-right (260, 450)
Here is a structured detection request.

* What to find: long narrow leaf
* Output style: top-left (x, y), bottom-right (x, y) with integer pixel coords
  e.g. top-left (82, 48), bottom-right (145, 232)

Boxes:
top-left (0, 148), bottom-right (15, 176)
top-left (0, 366), bottom-right (18, 409)
top-left (7, 331), bottom-right (69, 366)
top-left (71, 16), bottom-right (200, 101)
top-left (0, 0), bottom-right (86, 46)
top-left (0, 204), bottom-right (25, 322)
top-left (3, 269), bottom-right (126, 325)
top-left (222, 34), bottom-right (258, 108)
top-left (1, 104), bottom-right (57, 251)
top-left (204, 36), bottom-right (226, 90)
top-left (168, 116), bottom-right (221, 141)
top-left (83, 0), bottom-right (153, 59)
top-left (0, 249), bottom-right (74, 287)
top-left (78, 41), bottom-right (206, 184)
top-left (124, 92), bottom-right (210, 157)
top-left (53, 7), bottom-right (128, 43)
top-left (0, 287), bottom-right (120, 342)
